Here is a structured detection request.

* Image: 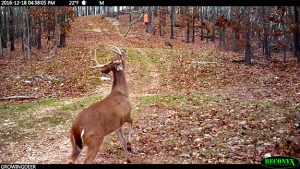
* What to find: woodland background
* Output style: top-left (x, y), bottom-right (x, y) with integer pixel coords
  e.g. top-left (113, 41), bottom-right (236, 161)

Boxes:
top-left (0, 6), bottom-right (299, 164)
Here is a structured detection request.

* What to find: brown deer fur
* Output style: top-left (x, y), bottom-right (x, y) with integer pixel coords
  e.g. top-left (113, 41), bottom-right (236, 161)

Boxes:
top-left (67, 46), bottom-right (133, 164)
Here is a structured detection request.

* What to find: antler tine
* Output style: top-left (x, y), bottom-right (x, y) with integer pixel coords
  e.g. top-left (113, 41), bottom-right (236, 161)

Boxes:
top-left (109, 47), bottom-right (120, 55)
top-left (90, 49), bottom-right (107, 69)
top-left (108, 45), bottom-right (122, 55)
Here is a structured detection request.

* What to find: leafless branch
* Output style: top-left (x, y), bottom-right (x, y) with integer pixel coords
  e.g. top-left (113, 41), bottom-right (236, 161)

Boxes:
top-left (123, 7), bottom-right (149, 38)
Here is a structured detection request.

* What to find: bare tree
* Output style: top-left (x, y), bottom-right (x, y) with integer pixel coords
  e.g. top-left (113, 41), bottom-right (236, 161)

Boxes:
top-left (9, 7), bottom-right (15, 52)
top-left (294, 6), bottom-right (300, 63)
top-left (185, 6), bottom-right (190, 43)
top-left (244, 7), bottom-right (252, 65)
top-left (170, 6), bottom-right (176, 39)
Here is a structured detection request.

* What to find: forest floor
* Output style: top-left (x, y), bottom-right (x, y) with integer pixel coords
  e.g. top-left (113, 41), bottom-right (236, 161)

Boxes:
top-left (0, 15), bottom-right (299, 164)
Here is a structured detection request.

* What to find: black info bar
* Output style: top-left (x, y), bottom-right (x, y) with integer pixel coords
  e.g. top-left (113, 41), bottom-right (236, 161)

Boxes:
top-left (0, 0), bottom-right (299, 6)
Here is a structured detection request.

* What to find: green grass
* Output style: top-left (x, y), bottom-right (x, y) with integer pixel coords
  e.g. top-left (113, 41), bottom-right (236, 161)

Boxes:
top-left (0, 95), bottom-right (103, 143)
top-left (0, 98), bottom-right (59, 115)
top-left (0, 98), bottom-right (60, 142)
top-left (60, 95), bottom-right (102, 112)
top-left (200, 50), bottom-right (214, 58)
top-left (141, 95), bottom-right (186, 106)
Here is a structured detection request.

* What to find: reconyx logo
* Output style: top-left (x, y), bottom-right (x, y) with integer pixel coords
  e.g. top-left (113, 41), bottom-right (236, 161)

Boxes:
top-left (261, 156), bottom-right (300, 169)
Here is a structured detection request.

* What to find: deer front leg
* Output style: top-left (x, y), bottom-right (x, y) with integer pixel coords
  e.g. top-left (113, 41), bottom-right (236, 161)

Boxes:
top-left (116, 128), bottom-right (131, 163)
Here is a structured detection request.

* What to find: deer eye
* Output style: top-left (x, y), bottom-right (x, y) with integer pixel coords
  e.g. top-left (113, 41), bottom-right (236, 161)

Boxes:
top-left (113, 59), bottom-right (122, 64)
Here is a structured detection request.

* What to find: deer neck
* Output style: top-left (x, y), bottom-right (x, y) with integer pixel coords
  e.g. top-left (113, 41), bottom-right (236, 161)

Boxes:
top-left (111, 70), bottom-right (129, 97)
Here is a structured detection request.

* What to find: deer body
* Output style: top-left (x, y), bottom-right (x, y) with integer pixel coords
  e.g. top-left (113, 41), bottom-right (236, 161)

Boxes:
top-left (67, 46), bottom-right (133, 164)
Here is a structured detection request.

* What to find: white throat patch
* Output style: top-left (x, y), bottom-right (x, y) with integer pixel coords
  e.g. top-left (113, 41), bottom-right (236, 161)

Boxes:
top-left (117, 64), bottom-right (123, 71)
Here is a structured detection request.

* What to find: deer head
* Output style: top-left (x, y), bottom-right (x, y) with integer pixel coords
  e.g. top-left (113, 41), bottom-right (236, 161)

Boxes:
top-left (91, 45), bottom-right (127, 74)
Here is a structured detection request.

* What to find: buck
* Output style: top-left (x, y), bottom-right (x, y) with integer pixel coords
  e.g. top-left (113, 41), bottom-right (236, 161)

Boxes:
top-left (67, 46), bottom-right (133, 164)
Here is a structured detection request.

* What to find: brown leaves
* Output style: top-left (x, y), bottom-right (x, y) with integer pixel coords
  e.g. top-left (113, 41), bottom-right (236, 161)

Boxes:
top-left (1, 11), bottom-right (300, 164)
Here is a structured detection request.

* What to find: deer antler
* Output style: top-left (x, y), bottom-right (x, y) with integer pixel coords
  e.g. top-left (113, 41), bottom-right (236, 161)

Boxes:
top-left (90, 49), bottom-right (108, 69)
top-left (109, 45), bottom-right (122, 55)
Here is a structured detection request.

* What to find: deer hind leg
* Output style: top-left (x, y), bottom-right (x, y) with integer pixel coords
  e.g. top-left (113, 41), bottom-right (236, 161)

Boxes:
top-left (67, 134), bottom-right (81, 164)
top-left (67, 146), bottom-right (81, 164)
top-left (127, 118), bottom-right (133, 153)
top-left (116, 128), bottom-right (131, 163)
top-left (83, 136), bottom-right (103, 164)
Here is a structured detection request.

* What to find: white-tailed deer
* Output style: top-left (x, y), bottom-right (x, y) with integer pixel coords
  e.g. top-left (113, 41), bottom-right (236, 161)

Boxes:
top-left (67, 46), bottom-right (133, 164)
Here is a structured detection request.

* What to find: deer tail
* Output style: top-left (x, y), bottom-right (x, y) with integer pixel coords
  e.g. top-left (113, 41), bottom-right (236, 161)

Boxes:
top-left (71, 127), bottom-right (83, 150)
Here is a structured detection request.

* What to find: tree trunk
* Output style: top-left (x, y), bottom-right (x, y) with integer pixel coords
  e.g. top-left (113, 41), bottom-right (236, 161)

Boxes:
top-left (153, 6), bottom-right (158, 17)
top-left (200, 7), bottom-right (204, 41)
top-left (262, 7), bottom-right (270, 60)
top-left (59, 32), bottom-right (66, 47)
top-left (3, 7), bottom-right (8, 49)
top-left (9, 7), bottom-right (15, 51)
top-left (37, 18), bottom-right (42, 49)
top-left (0, 10), bottom-right (4, 58)
top-left (6, 7), bottom-right (10, 57)
top-left (103, 6), bottom-right (106, 16)
top-left (26, 7), bottom-right (31, 59)
top-left (53, 7), bottom-right (58, 55)
top-left (244, 8), bottom-right (252, 65)
top-left (116, 6), bottom-right (120, 19)
top-left (221, 26), bottom-right (226, 48)
top-left (192, 6), bottom-right (196, 42)
top-left (59, 13), bottom-right (66, 47)
top-left (186, 21), bottom-right (190, 43)
top-left (185, 7), bottom-right (190, 43)
top-left (294, 6), bottom-right (300, 63)
top-left (233, 31), bottom-right (239, 52)
top-left (211, 7), bottom-right (215, 42)
top-left (170, 6), bottom-right (175, 39)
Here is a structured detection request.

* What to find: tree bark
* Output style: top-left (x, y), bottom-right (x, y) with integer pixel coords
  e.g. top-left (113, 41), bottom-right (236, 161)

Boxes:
top-left (9, 7), bottom-right (15, 51)
top-left (153, 6), bottom-right (158, 17)
top-left (59, 12), bottom-right (66, 47)
top-left (37, 18), bottom-right (42, 49)
top-left (244, 8), bottom-right (252, 65)
top-left (294, 6), bottom-right (300, 63)
top-left (0, 10), bottom-right (3, 59)
top-left (53, 7), bottom-right (58, 55)
top-left (192, 7), bottom-right (196, 42)
top-left (211, 7), bottom-right (215, 42)
top-left (185, 6), bottom-right (190, 43)
top-left (200, 6), bottom-right (204, 41)
top-left (170, 6), bottom-right (175, 39)
top-left (3, 7), bottom-right (8, 49)
top-left (262, 6), bottom-right (270, 59)
top-left (59, 32), bottom-right (66, 47)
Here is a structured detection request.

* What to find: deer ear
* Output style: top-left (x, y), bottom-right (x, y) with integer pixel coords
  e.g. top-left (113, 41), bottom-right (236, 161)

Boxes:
top-left (120, 49), bottom-right (126, 58)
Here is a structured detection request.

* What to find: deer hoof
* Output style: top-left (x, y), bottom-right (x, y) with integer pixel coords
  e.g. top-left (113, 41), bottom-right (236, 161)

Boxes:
top-left (66, 159), bottom-right (73, 164)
